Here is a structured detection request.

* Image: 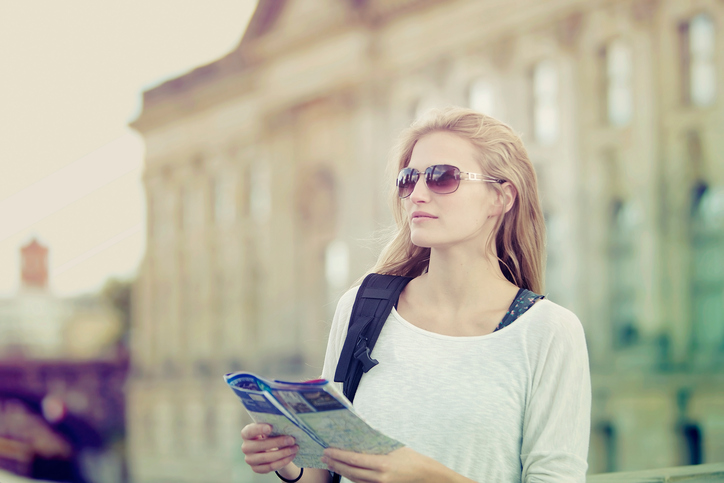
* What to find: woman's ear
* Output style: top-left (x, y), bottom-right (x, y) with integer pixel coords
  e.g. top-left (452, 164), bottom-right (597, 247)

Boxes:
top-left (501, 182), bottom-right (517, 214)
top-left (490, 183), bottom-right (517, 217)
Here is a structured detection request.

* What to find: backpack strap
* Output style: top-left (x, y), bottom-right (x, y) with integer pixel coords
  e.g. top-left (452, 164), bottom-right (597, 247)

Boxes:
top-left (333, 273), bottom-right (412, 403)
top-left (331, 273), bottom-right (411, 483)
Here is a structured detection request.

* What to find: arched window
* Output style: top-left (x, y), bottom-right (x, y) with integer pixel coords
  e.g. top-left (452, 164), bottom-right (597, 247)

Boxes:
top-left (411, 96), bottom-right (443, 122)
top-left (325, 239), bottom-right (350, 313)
top-left (532, 60), bottom-right (559, 145)
top-left (598, 422), bottom-right (617, 473)
top-left (185, 401), bottom-right (205, 454)
top-left (690, 182), bottom-right (724, 363)
top-left (543, 211), bottom-right (565, 303)
top-left (180, 185), bottom-right (204, 232)
top-left (605, 40), bottom-right (633, 126)
top-left (151, 185), bottom-right (175, 241)
top-left (681, 14), bottom-right (716, 106)
top-left (325, 239), bottom-right (349, 290)
top-left (469, 79), bottom-right (496, 116)
top-left (154, 400), bottom-right (174, 455)
top-left (682, 423), bottom-right (703, 465)
top-left (609, 198), bottom-right (640, 349)
top-left (249, 161), bottom-right (271, 223)
top-left (212, 171), bottom-right (237, 225)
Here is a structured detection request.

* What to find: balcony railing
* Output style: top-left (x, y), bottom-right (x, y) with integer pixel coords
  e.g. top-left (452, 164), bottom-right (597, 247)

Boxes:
top-left (587, 463), bottom-right (724, 482)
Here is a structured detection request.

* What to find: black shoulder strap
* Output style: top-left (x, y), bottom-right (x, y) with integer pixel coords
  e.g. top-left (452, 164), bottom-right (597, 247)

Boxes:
top-left (331, 274), bottom-right (411, 483)
top-left (333, 273), bottom-right (412, 403)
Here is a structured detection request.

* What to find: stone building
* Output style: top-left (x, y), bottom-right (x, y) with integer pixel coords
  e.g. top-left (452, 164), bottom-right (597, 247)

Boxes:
top-left (129, 0), bottom-right (724, 481)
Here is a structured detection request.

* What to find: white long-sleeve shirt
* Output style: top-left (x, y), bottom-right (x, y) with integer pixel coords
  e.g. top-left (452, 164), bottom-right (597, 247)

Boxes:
top-left (321, 286), bottom-right (591, 483)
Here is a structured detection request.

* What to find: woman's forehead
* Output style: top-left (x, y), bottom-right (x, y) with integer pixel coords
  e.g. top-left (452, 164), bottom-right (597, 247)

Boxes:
top-left (407, 131), bottom-right (479, 170)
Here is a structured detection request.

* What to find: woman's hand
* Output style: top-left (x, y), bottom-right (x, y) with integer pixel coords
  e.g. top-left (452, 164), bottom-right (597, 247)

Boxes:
top-left (321, 446), bottom-right (451, 483)
top-left (240, 423), bottom-right (299, 474)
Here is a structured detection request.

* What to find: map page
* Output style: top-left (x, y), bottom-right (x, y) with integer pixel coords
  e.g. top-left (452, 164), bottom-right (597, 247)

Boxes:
top-left (224, 372), bottom-right (403, 468)
top-left (272, 385), bottom-right (403, 455)
top-left (226, 376), bottom-right (328, 468)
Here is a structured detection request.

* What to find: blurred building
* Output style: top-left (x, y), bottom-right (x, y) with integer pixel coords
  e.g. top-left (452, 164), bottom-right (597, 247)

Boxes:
top-left (129, 0), bottom-right (724, 481)
top-left (0, 239), bottom-right (129, 482)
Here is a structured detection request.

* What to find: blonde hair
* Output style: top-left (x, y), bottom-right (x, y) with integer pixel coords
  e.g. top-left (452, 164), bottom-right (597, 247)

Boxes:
top-left (370, 106), bottom-right (546, 294)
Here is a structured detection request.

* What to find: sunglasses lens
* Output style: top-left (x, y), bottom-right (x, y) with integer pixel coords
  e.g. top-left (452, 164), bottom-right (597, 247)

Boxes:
top-left (427, 165), bottom-right (460, 194)
top-left (396, 168), bottom-right (418, 198)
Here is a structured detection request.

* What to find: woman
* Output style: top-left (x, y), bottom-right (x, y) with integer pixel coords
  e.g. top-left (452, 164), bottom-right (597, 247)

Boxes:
top-left (241, 107), bottom-right (591, 482)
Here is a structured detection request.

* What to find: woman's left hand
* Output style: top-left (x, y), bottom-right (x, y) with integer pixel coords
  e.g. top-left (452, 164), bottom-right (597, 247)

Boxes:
top-left (321, 446), bottom-right (444, 483)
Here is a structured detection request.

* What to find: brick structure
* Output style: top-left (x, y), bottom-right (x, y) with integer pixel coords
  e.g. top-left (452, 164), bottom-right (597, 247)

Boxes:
top-left (20, 239), bottom-right (48, 290)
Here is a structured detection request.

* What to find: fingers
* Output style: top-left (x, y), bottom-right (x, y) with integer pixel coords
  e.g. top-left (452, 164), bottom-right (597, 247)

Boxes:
top-left (240, 424), bottom-right (299, 474)
top-left (242, 435), bottom-right (297, 455)
top-left (244, 444), bottom-right (299, 470)
top-left (322, 452), bottom-right (379, 483)
top-left (323, 448), bottom-right (382, 471)
top-left (240, 423), bottom-right (271, 441)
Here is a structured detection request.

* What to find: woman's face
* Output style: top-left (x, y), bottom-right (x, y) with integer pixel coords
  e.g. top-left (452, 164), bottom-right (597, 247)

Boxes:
top-left (403, 131), bottom-right (503, 252)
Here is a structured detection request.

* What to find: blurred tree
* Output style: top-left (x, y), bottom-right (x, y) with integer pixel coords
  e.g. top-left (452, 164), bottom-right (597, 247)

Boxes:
top-left (101, 278), bottom-right (133, 347)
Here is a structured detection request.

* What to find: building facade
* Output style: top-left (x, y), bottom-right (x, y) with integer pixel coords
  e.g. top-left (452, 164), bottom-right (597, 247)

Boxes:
top-left (129, 0), bottom-right (724, 481)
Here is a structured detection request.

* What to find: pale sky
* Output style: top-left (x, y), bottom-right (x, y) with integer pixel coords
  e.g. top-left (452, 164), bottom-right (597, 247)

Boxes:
top-left (0, 1), bottom-right (258, 297)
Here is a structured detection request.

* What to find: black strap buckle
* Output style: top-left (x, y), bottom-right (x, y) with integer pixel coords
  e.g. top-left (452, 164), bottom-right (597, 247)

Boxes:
top-left (353, 337), bottom-right (379, 372)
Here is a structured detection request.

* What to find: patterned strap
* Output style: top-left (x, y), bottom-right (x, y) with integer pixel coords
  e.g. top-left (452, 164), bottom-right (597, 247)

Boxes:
top-left (494, 288), bottom-right (544, 332)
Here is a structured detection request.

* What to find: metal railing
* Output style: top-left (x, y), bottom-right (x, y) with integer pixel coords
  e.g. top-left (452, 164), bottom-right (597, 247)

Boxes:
top-left (587, 463), bottom-right (724, 482)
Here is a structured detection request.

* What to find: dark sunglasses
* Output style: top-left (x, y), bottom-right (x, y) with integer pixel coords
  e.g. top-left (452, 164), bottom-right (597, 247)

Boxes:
top-left (396, 164), bottom-right (505, 199)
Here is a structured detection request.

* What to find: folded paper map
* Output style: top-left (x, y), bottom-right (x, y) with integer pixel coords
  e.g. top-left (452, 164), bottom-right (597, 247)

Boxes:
top-left (223, 372), bottom-right (403, 469)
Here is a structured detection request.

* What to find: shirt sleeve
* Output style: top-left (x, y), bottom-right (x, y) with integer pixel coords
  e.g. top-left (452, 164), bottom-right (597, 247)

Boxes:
top-left (520, 309), bottom-right (592, 483)
top-left (319, 286), bottom-right (359, 393)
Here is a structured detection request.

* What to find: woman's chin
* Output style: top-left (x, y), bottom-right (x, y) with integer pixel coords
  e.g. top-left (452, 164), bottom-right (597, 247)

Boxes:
top-left (410, 234), bottom-right (438, 248)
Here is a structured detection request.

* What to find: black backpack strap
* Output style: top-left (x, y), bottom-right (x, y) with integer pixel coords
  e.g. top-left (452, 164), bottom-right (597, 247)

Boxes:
top-left (333, 273), bottom-right (412, 403)
top-left (331, 273), bottom-right (411, 483)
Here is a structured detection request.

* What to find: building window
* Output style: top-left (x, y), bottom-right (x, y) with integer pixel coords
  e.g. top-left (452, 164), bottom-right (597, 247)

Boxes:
top-left (532, 60), bottom-right (559, 145)
top-left (325, 239), bottom-right (349, 290)
top-left (605, 40), bottom-right (633, 126)
top-left (682, 423), bottom-right (703, 465)
top-left (181, 186), bottom-right (205, 232)
top-left (411, 96), bottom-right (445, 122)
top-left (204, 405), bottom-right (217, 450)
top-left (249, 162), bottom-right (271, 223)
top-left (213, 173), bottom-right (237, 225)
top-left (690, 182), bottom-right (724, 363)
top-left (593, 422), bottom-right (617, 473)
top-left (146, 191), bottom-right (155, 238)
top-left (469, 79), bottom-right (496, 117)
top-left (186, 402), bottom-right (205, 454)
top-left (151, 188), bottom-right (175, 241)
top-left (217, 403), bottom-right (241, 453)
top-left (543, 211), bottom-right (565, 304)
top-left (154, 401), bottom-right (173, 455)
top-left (681, 14), bottom-right (716, 106)
top-left (609, 199), bottom-right (641, 349)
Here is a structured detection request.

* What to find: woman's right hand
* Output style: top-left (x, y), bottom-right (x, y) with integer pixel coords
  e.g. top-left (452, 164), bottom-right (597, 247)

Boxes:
top-left (241, 423), bottom-right (299, 474)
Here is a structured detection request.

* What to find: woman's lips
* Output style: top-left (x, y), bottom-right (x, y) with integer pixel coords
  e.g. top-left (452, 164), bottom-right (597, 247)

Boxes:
top-left (411, 211), bottom-right (437, 222)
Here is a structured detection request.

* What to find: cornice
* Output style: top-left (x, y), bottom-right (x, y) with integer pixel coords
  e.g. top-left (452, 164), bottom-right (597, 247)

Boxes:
top-left (130, 0), bottom-right (445, 132)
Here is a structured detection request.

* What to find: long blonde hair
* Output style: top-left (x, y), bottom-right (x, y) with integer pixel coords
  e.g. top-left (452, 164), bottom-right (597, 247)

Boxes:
top-left (370, 106), bottom-right (546, 294)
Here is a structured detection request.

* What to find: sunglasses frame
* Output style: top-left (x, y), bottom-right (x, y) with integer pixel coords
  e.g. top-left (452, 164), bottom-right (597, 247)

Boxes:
top-left (396, 164), bottom-right (505, 199)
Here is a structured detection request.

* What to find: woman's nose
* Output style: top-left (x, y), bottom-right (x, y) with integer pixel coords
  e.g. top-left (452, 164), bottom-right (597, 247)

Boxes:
top-left (409, 177), bottom-right (431, 203)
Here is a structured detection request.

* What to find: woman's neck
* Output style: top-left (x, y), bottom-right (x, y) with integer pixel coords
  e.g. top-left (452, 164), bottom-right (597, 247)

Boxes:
top-left (419, 245), bottom-right (517, 309)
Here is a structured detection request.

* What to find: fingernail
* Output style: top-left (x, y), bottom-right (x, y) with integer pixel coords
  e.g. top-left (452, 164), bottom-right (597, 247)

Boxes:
top-left (262, 425), bottom-right (271, 434)
top-left (285, 437), bottom-right (294, 446)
